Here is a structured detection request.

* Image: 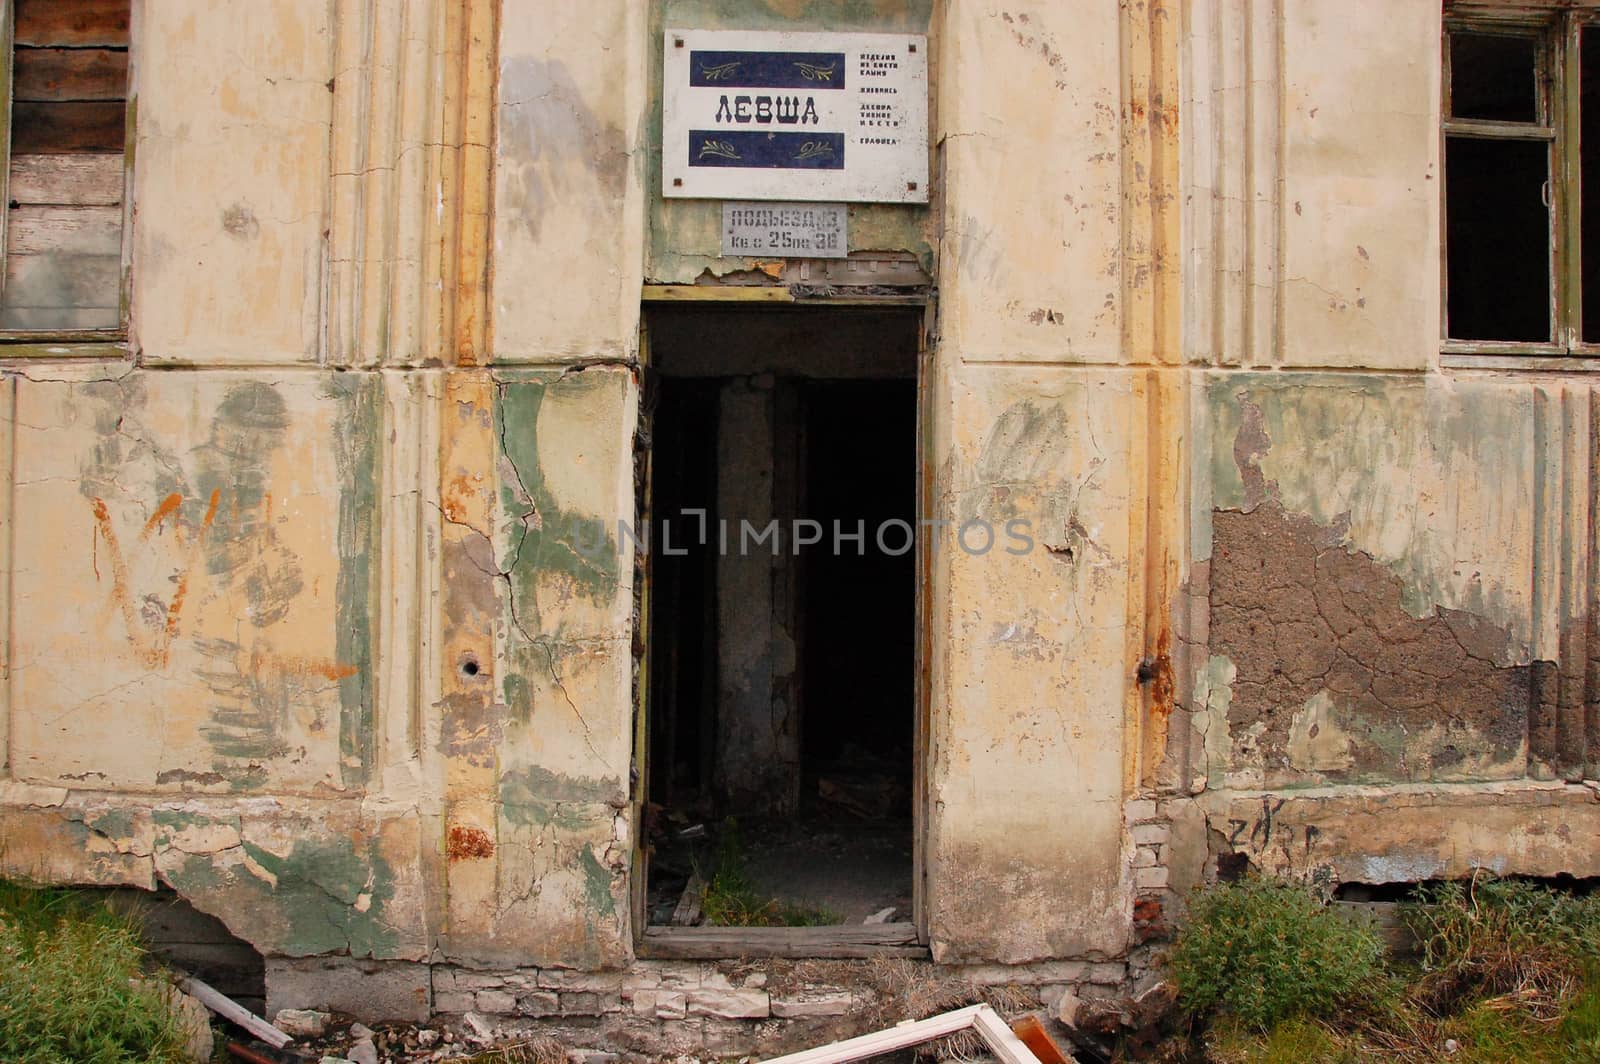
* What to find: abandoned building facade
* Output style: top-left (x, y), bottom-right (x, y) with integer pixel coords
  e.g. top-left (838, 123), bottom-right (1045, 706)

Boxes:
top-left (3, 0), bottom-right (1599, 1048)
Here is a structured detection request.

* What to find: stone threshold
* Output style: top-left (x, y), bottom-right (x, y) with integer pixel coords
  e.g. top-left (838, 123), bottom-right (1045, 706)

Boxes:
top-left (637, 922), bottom-right (928, 959)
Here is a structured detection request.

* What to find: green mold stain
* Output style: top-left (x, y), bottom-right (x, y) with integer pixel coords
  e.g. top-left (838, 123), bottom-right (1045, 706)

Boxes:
top-left (502, 671), bottom-right (533, 724)
top-left (166, 853), bottom-right (227, 892)
top-left (496, 376), bottom-right (621, 631)
top-left (326, 374), bottom-right (381, 788)
top-left (151, 808), bottom-right (235, 847)
top-left (238, 837), bottom-right (398, 958)
top-left (86, 808), bottom-right (136, 840)
top-left (500, 764), bottom-right (623, 831)
top-left (578, 846), bottom-right (617, 918)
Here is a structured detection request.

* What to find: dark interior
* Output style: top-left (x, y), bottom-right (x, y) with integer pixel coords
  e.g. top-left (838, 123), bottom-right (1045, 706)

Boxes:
top-left (643, 305), bottom-right (918, 928)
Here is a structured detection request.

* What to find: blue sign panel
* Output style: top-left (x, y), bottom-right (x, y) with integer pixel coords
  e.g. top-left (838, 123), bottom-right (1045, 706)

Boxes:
top-left (688, 131), bottom-right (845, 170)
top-left (689, 50), bottom-right (847, 90)
top-left (664, 30), bottom-right (928, 202)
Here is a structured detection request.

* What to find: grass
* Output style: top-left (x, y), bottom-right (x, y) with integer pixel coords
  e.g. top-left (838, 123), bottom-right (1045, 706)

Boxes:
top-left (698, 820), bottom-right (839, 928)
top-left (1171, 877), bottom-right (1384, 1030)
top-left (1183, 873), bottom-right (1600, 1064)
top-left (0, 879), bottom-right (193, 1064)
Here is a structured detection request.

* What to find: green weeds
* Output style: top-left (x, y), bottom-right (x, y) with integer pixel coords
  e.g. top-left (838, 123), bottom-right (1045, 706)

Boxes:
top-left (1171, 877), bottom-right (1384, 1030)
top-left (0, 879), bottom-right (192, 1064)
top-left (698, 822), bottom-right (838, 928)
top-left (1181, 873), bottom-right (1600, 1063)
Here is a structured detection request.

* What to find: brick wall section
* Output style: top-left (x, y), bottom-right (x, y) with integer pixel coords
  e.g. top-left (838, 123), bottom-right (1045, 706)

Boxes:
top-left (1126, 797), bottom-right (1173, 945)
top-left (407, 957), bottom-right (1134, 1053)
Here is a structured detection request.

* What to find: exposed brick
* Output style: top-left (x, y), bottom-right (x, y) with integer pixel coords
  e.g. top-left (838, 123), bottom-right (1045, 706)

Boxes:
top-left (264, 958), bottom-right (431, 1023)
top-left (1082, 962), bottom-right (1128, 984)
top-left (1132, 845), bottom-right (1159, 867)
top-left (1129, 822), bottom-right (1170, 846)
top-left (475, 990), bottom-right (517, 1014)
top-left (770, 991), bottom-right (853, 1018)
top-left (538, 970), bottom-right (626, 992)
top-left (1124, 798), bottom-right (1159, 823)
top-left (455, 971), bottom-right (511, 991)
top-left (654, 963), bottom-right (702, 988)
top-left (1135, 864), bottom-right (1170, 890)
top-left (518, 992), bottom-right (560, 1017)
top-left (655, 991), bottom-right (687, 1020)
top-left (559, 991), bottom-right (621, 1016)
top-left (1133, 896), bottom-right (1168, 944)
top-left (687, 988), bottom-right (770, 1019)
top-left (433, 992), bottom-right (474, 1014)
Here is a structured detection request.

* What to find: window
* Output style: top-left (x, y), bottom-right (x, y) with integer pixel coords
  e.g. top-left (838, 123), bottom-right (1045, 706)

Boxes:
top-left (0, 0), bottom-right (131, 336)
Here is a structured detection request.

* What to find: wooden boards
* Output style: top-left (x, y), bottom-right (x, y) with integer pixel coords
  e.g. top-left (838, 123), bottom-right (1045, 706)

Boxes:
top-left (15, 0), bottom-right (130, 48)
top-left (1, 1), bottom-right (130, 329)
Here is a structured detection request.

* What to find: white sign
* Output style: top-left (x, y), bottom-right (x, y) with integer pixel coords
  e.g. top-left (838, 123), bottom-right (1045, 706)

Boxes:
top-left (722, 202), bottom-right (847, 257)
top-left (663, 29), bottom-right (928, 204)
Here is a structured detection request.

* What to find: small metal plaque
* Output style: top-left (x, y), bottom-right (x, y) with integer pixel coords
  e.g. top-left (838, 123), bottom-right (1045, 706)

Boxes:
top-left (721, 201), bottom-right (847, 258)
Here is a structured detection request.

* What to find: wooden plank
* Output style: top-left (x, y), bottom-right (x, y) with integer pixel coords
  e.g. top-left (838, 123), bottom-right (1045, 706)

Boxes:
top-left (670, 872), bottom-right (706, 927)
top-left (176, 975), bottom-right (292, 1050)
top-left (639, 922), bottom-right (927, 959)
top-left (1008, 1014), bottom-right (1077, 1064)
top-left (10, 154), bottom-right (123, 206)
top-left (761, 1005), bottom-right (990, 1064)
top-left (972, 1007), bottom-right (1049, 1064)
top-left (0, 340), bottom-right (126, 354)
top-left (0, 305), bottom-right (118, 330)
top-left (11, 101), bottom-right (125, 153)
top-left (4, 251), bottom-right (119, 308)
top-left (15, 0), bottom-right (130, 47)
top-left (8, 204), bottom-right (122, 256)
top-left (642, 284), bottom-right (795, 303)
top-left (14, 47), bottom-right (127, 101)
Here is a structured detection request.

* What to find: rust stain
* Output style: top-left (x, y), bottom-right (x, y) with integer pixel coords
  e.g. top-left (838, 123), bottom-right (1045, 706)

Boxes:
top-left (141, 492), bottom-right (185, 539)
top-left (201, 487), bottom-right (221, 529)
top-left (253, 649), bottom-right (358, 683)
top-left (447, 824), bottom-right (495, 860)
top-left (1148, 626), bottom-right (1175, 722)
top-left (446, 0), bottom-right (498, 365)
top-left (92, 488), bottom-right (222, 669)
top-left (442, 472), bottom-right (477, 524)
top-left (91, 497), bottom-right (137, 640)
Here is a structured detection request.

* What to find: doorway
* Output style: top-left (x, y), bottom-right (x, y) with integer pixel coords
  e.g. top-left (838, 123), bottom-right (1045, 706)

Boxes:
top-left (638, 303), bottom-right (922, 948)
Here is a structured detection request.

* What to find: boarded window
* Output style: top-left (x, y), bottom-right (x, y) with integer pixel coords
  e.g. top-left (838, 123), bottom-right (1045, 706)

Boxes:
top-left (1, 0), bottom-right (130, 332)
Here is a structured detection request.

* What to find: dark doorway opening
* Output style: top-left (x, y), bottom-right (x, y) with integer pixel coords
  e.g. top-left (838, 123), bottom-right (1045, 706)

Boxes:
top-left (641, 305), bottom-right (920, 941)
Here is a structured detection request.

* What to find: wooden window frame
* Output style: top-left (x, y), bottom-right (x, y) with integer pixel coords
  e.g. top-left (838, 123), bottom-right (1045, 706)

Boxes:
top-left (0, 0), bottom-right (133, 356)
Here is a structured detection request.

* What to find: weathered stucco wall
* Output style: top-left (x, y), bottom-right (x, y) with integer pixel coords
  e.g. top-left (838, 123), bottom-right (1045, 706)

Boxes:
top-left (925, 363), bottom-right (1136, 962)
top-left (4, 1), bottom-right (1600, 1031)
top-left (1166, 0), bottom-right (1600, 915)
top-left (132, 3), bottom-right (333, 364)
top-left (494, 2), bottom-right (649, 362)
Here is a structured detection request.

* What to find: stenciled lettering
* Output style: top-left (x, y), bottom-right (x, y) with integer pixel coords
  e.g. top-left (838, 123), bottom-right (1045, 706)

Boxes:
top-left (713, 94), bottom-right (820, 125)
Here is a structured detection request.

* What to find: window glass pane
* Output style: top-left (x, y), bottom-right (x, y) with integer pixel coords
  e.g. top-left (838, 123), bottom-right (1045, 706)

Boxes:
top-left (1446, 136), bottom-right (1551, 342)
top-left (1583, 27), bottom-right (1600, 343)
top-left (1451, 32), bottom-right (1540, 123)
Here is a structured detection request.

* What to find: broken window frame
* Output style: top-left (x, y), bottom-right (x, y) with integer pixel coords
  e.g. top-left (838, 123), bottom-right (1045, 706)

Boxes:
top-left (0, 0), bottom-right (133, 354)
top-left (1442, 3), bottom-right (1600, 359)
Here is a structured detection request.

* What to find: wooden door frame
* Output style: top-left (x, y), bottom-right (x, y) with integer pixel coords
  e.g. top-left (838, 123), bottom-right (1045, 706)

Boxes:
top-left (632, 287), bottom-right (933, 956)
